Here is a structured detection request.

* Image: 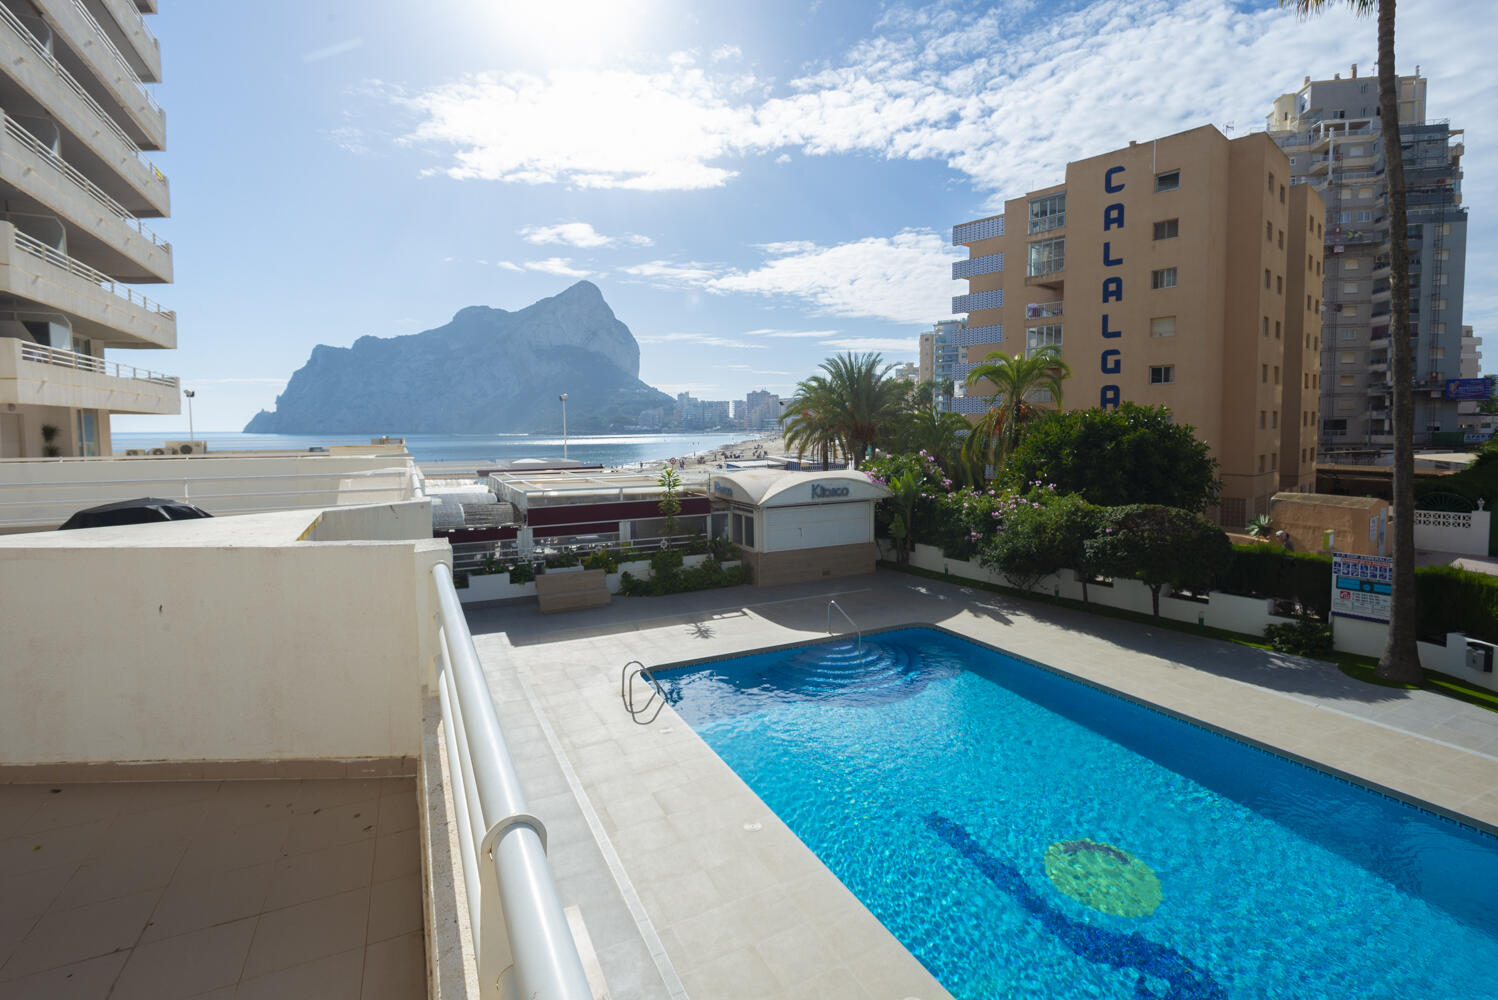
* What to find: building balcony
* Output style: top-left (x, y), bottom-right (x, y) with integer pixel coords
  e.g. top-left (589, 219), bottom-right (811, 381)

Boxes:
top-left (1024, 300), bottom-right (1062, 319)
top-left (1369, 336), bottom-right (1390, 352)
top-left (953, 252), bottom-right (1004, 280)
top-left (0, 109), bottom-right (170, 281)
top-left (954, 323), bottom-right (1002, 347)
top-left (82, 0), bottom-right (159, 82)
top-left (0, 335), bottom-right (177, 412)
top-left (0, 222), bottom-right (175, 347)
top-left (30, 0), bottom-right (165, 149)
top-left (952, 215), bottom-right (1004, 246)
top-left (0, 3), bottom-right (168, 216)
top-left (952, 288), bottom-right (1004, 314)
top-left (1024, 270), bottom-right (1064, 289)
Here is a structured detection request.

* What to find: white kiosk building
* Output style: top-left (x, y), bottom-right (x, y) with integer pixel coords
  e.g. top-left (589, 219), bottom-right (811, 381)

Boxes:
top-left (708, 469), bottom-right (889, 586)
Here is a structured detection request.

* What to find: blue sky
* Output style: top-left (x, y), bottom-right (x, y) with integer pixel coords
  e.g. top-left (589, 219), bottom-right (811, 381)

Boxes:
top-left (116, 0), bottom-right (1496, 432)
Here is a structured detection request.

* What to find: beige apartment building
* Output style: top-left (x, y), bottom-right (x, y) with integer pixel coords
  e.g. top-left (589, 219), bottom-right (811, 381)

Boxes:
top-left (952, 125), bottom-right (1324, 526)
top-left (0, 0), bottom-right (173, 458)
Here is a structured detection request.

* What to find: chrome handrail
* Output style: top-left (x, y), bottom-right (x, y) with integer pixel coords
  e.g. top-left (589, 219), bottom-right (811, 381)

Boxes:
top-left (827, 599), bottom-right (861, 652)
top-left (620, 660), bottom-right (667, 725)
top-left (432, 562), bottom-right (593, 1000)
top-left (18, 340), bottom-right (176, 385)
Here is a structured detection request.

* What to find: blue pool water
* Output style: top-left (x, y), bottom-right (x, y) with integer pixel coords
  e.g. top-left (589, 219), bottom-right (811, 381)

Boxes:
top-left (659, 627), bottom-right (1498, 1000)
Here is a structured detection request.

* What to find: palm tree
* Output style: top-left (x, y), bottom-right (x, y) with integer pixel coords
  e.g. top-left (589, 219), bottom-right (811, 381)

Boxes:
top-left (961, 347), bottom-right (1072, 469)
top-left (779, 353), bottom-right (906, 468)
top-left (895, 380), bottom-right (970, 472)
top-left (1288, 0), bottom-right (1419, 683)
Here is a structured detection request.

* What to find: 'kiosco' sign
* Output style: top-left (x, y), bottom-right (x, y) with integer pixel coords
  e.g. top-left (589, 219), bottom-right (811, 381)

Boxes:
top-left (811, 483), bottom-right (850, 499)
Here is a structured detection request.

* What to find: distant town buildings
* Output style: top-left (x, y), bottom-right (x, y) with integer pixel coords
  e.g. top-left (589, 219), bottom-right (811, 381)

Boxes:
top-left (951, 125), bottom-right (1324, 526)
top-left (1266, 65), bottom-right (1472, 452)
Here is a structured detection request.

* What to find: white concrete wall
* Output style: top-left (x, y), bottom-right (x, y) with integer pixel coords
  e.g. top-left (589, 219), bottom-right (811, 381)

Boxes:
top-left (1414, 509), bottom-right (1491, 556)
top-left (455, 554), bottom-right (731, 604)
top-left (0, 506), bottom-right (448, 765)
top-left (307, 499), bottom-right (432, 541)
top-left (0, 451), bottom-right (419, 530)
top-left (763, 501), bottom-right (873, 552)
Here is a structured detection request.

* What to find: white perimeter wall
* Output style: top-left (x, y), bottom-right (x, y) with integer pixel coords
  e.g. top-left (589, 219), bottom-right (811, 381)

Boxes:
top-left (0, 506), bottom-right (449, 765)
top-left (763, 501), bottom-right (873, 552)
top-left (1414, 509), bottom-right (1491, 556)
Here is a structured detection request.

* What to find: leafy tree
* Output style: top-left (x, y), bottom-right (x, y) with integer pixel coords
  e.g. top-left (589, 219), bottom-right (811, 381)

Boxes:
top-left (1084, 505), bottom-right (1232, 617)
top-left (657, 466), bottom-right (682, 539)
top-left (1001, 403), bottom-right (1219, 513)
top-left (780, 353), bottom-right (907, 468)
top-left (893, 383), bottom-right (971, 477)
top-left (980, 490), bottom-right (1100, 597)
top-left (961, 347), bottom-right (1072, 468)
top-left (885, 470), bottom-right (925, 567)
top-left (1287, 0), bottom-right (1416, 682)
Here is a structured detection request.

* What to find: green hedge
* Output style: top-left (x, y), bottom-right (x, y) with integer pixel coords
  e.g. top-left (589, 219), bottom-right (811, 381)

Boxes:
top-left (1215, 545), bottom-right (1333, 619)
top-left (1416, 564), bottom-right (1498, 644)
top-left (1214, 544), bottom-right (1498, 643)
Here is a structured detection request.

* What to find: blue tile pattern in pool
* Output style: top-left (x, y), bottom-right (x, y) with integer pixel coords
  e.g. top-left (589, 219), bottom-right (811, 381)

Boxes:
top-left (659, 627), bottom-right (1498, 1000)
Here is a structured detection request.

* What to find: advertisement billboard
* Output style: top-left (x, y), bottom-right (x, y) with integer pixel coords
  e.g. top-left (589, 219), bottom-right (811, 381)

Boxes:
top-left (1331, 552), bottom-right (1393, 625)
top-left (1445, 378), bottom-right (1493, 401)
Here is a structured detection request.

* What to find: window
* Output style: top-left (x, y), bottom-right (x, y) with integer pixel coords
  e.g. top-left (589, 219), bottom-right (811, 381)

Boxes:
top-left (1274, 365), bottom-right (1280, 385)
top-left (1278, 229), bottom-right (1284, 249)
top-left (1259, 411), bottom-right (1266, 429)
top-left (1276, 275), bottom-right (1283, 294)
top-left (1274, 321), bottom-right (1281, 339)
top-left (1266, 222), bottom-right (1274, 242)
top-left (1435, 297), bottom-right (1448, 311)
top-left (1261, 364), bottom-right (1268, 384)
top-left (1339, 351), bottom-right (1355, 365)
top-left (1309, 216), bottom-right (1316, 232)
top-left (1265, 269), bottom-right (1271, 289)
top-left (1323, 418), bottom-right (1347, 433)
top-left (1307, 294), bottom-right (1312, 311)
top-left (1337, 211), bottom-right (1352, 224)
top-left (1342, 281), bottom-right (1358, 294)
top-left (1344, 258), bottom-right (1360, 270)
top-left (1271, 452), bottom-right (1278, 471)
top-left (1436, 272), bottom-right (1450, 286)
top-left (1149, 365), bottom-right (1175, 384)
top-left (1435, 248), bottom-right (1451, 261)
top-left (1028, 193), bottom-right (1067, 234)
top-left (1153, 219), bottom-right (1179, 240)
top-left (1025, 324), bottom-right (1062, 357)
top-left (1280, 185), bottom-right (1286, 203)
top-left (1340, 329), bottom-right (1358, 340)
top-left (1258, 455), bottom-right (1266, 474)
top-left (1340, 374), bottom-right (1355, 386)
top-left (1358, 186), bottom-right (1373, 199)
top-left (1356, 210), bottom-right (1372, 223)
top-left (1268, 172), bottom-right (1275, 193)
top-left (1263, 317), bottom-right (1270, 338)
top-left (1150, 316), bottom-right (1176, 338)
top-left (1430, 346), bottom-right (1446, 360)
top-left (1151, 268), bottom-right (1177, 289)
top-left (1155, 170), bottom-right (1180, 192)
top-left (1027, 237), bottom-right (1065, 276)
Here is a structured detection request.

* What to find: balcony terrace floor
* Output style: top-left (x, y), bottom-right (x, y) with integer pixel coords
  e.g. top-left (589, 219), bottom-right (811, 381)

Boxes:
top-left (0, 777), bottom-right (423, 999)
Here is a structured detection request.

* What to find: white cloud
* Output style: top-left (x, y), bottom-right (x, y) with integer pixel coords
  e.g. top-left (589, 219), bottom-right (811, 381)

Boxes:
top-left (635, 332), bottom-right (768, 349)
top-left (817, 338), bottom-right (920, 354)
top-left (303, 38), bottom-right (362, 63)
top-left (711, 45), bottom-right (743, 62)
top-left (626, 230), bottom-right (959, 325)
top-left (520, 222), bottom-right (653, 248)
top-left (525, 258), bottom-right (589, 277)
top-left (495, 260), bottom-right (524, 271)
top-left (761, 330), bottom-right (841, 339)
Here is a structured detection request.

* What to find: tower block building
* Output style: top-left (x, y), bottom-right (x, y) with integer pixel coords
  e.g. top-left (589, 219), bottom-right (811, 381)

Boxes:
top-left (0, 0), bottom-right (173, 458)
top-left (952, 125), bottom-right (1324, 525)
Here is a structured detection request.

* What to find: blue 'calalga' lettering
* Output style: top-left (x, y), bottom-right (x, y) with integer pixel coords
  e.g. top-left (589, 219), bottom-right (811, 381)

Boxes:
top-left (1099, 165), bottom-right (1125, 411)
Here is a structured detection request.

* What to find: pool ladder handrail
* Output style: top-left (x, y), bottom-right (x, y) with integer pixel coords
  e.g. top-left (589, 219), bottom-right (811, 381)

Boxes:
top-left (827, 600), bottom-right (862, 652)
top-left (621, 660), bottom-right (668, 725)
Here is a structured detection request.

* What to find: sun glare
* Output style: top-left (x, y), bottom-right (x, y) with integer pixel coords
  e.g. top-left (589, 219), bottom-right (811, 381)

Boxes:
top-left (480, 0), bottom-right (660, 67)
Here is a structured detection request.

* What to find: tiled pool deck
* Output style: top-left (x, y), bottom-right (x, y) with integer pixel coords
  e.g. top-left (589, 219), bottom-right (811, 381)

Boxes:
top-left (466, 569), bottom-right (1498, 1000)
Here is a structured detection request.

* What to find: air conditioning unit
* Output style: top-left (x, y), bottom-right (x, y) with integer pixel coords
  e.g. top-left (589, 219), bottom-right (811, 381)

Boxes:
top-left (1466, 638), bottom-right (1494, 674)
top-left (164, 440), bottom-right (208, 455)
top-left (124, 449), bottom-right (146, 456)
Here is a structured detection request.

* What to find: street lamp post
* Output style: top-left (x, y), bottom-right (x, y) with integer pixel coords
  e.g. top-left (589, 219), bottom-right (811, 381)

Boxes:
top-left (183, 389), bottom-right (196, 447)
top-left (559, 393), bottom-right (568, 460)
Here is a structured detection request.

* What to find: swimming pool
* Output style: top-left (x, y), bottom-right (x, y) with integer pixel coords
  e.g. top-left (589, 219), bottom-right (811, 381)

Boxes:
top-left (659, 626), bottom-right (1498, 1000)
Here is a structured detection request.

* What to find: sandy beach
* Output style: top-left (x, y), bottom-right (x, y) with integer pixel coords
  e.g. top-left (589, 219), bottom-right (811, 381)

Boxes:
top-left (611, 432), bottom-right (786, 473)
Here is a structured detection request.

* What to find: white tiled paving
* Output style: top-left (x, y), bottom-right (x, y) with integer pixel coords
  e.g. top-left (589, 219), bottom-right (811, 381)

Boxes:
top-left (467, 569), bottom-right (1498, 999)
top-left (0, 779), bottom-right (423, 999)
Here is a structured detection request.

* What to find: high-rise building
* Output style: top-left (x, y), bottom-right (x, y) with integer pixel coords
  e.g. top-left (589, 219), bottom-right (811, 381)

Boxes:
top-left (951, 125), bottom-right (1324, 525)
top-left (0, 0), bottom-right (173, 458)
top-left (1267, 65), bottom-right (1469, 453)
top-left (917, 318), bottom-right (973, 410)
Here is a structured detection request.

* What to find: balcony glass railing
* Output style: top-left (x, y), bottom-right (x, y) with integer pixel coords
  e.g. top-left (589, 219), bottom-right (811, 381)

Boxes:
top-left (66, 0), bottom-right (161, 116)
top-left (11, 227), bottom-right (174, 316)
top-left (16, 339), bottom-right (176, 386)
top-left (2, 112), bottom-right (168, 248)
top-left (0, 4), bottom-right (161, 176)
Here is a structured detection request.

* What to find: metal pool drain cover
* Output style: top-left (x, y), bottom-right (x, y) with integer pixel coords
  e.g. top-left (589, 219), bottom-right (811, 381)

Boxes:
top-left (1044, 839), bottom-right (1162, 917)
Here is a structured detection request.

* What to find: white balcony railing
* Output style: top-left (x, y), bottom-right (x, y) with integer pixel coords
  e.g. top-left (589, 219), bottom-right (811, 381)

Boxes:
top-left (431, 562), bottom-right (594, 1000)
top-left (18, 339), bottom-right (176, 386)
top-left (0, 3), bottom-right (161, 175)
top-left (12, 227), bottom-right (174, 316)
top-left (66, 0), bottom-right (162, 116)
top-left (2, 111), bottom-right (168, 248)
top-left (102, 0), bottom-right (157, 53)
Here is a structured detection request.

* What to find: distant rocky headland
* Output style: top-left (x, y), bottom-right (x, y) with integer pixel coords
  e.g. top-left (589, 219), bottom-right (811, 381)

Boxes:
top-left (244, 281), bottom-right (675, 434)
